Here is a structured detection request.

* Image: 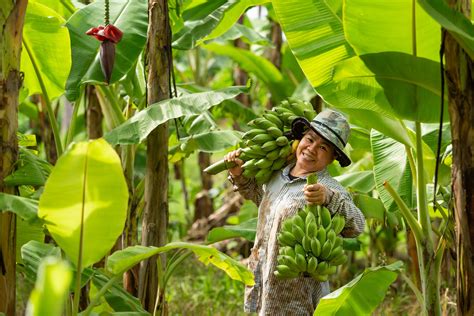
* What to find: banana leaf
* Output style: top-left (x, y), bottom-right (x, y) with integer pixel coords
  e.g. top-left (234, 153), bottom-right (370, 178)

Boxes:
top-left (315, 261), bottom-right (403, 315)
top-left (65, 0), bottom-right (148, 100)
top-left (107, 242), bottom-right (255, 286)
top-left (104, 86), bottom-right (248, 145)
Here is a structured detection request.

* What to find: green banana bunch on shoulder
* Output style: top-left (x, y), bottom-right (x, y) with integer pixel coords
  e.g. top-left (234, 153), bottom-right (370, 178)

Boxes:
top-left (204, 99), bottom-right (317, 185)
top-left (274, 173), bottom-right (348, 281)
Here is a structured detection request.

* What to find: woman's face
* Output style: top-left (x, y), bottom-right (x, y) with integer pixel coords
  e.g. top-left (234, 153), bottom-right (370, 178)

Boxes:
top-left (292, 129), bottom-right (336, 176)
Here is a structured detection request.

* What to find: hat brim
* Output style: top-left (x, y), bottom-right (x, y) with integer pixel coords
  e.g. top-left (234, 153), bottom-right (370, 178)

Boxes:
top-left (291, 117), bottom-right (351, 167)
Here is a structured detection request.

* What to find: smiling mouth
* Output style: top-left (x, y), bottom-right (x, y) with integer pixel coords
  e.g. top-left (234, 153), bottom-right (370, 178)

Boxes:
top-left (302, 151), bottom-right (316, 161)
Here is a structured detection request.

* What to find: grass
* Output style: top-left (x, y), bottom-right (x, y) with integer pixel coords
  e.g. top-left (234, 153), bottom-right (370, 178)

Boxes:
top-left (166, 255), bottom-right (246, 315)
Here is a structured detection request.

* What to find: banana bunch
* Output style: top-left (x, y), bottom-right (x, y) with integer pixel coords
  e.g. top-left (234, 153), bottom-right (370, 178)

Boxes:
top-left (204, 99), bottom-right (316, 185)
top-left (275, 174), bottom-right (347, 281)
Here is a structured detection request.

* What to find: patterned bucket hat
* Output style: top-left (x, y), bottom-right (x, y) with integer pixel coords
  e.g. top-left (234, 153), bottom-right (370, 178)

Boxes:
top-left (291, 109), bottom-right (351, 167)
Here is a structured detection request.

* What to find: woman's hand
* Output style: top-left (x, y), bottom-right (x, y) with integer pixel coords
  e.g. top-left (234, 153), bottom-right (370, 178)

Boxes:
top-left (224, 149), bottom-right (244, 177)
top-left (304, 183), bottom-right (331, 205)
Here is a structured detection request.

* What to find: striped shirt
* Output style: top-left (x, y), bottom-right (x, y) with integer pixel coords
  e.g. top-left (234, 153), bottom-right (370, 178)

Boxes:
top-left (229, 163), bottom-right (366, 315)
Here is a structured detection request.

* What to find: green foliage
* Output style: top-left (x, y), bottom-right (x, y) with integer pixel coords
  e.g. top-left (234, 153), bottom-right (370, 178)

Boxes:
top-left (315, 261), bottom-right (402, 315)
top-left (344, 0), bottom-right (440, 61)
top-left (26, 257), bottom-right (72, 316)
top-left (65, 0), bottom-right (148, 100)
top-left (38, 139), bottom-right (128, 268)
top-left (204, 43), bottom-right (291, 101)
top-left (104, 86), bottom-right (248, 145)
top-left (371, 130), bottom-right (413, 213)
top-left (106, 242), bottom-right (255, 286)
top-left (418, 0), bottom-right (474, 59)
top-left (318, 53), bottom-right (449, 123)
top-left (207, 217), bottom-right (258, 243)
top-left (172, 0), bottom-right (269, 49)
top-left (0, 193), bottom-right (38, 222)
top-left (272, 0), bottom-right (355, 87)
top-left (4, 148), bottom-right (52, 186)
top-left (21, 0), bottom-right (71, 100)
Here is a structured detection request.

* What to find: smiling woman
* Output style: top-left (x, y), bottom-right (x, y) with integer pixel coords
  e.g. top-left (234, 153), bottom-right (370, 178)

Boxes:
top-left (224, 109), bottom-right (365, 315)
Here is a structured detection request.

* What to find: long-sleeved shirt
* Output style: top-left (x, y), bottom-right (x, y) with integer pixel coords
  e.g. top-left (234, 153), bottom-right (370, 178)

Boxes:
top-left (228, 163), bottom-right (366, 315)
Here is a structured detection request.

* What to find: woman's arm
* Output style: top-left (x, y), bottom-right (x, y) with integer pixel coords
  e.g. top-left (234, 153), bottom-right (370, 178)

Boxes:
top-left (325, 189), bottom-right (365, 238)
top-left (228, 174), bottom-right (263, 206)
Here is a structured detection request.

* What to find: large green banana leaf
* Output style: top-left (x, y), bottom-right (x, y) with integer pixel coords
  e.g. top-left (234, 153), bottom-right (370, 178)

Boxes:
top-left (272, 0), bottom-right (356, 88)
top-left (26, 257), bottom-right (72, 316)
top-left (36, 0), bottom-right (75, 19)
top-left (273, 0), bottom-right (448, 124)
top-left (344, 0), bottom-right (440, 61)
top-left (319, 53), bottom-right (449, 123)
top-left (371, 130), bottom-right (414, 213)
top-left (104, 86), bottom-right (248, 145)
top-left (38, 139), bottom-right (128, 268)
top-left (418, 0), bottom-right (474, 59)
top-left (107, 242), bottom-right (255, 286)
top-left (203, 43), bottom-right (290, 101)
top-left (0, 193), bottom-right (38, 222)
top-left (65, 0), bottom-right (148, 101)
top-left (21, 1), bottom-right (71, 101)
top-left (178, 130), bottom-right (243, 153)
top-left (335, 171), bottom-right (375, 194)
top-left (173, 0), bottom-right (269, 49)
top-left (314, 261), bottom-right (402, 315)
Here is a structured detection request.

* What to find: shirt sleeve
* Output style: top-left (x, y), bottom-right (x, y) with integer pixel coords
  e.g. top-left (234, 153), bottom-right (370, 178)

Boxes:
top-left (325, 188), bottom-right (365, 238)
top-left (228, 174), bottom-right (263, 206)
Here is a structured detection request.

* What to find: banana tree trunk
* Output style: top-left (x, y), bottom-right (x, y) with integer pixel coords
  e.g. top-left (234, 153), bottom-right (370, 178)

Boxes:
top-left (266, 18), bottom-right (282, 109)
top-left (139, 0), bottom-right (171, 312)
top-left (0, 0), bottom-right (27, 314)
top-left (444, 1), bottom-right (474, 313)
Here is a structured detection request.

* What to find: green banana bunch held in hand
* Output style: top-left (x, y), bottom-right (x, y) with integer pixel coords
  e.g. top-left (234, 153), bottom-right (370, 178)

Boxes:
top-left (275, 174), bottom-right (348, 281)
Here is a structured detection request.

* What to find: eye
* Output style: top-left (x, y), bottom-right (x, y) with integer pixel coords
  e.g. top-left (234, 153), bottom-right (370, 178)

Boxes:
top-left (319, 145), bottom-right (328, 152)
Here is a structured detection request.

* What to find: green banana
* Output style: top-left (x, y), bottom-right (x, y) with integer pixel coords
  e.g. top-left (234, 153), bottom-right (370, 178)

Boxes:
top-left (316, 227), bottom-right (326, 245)
top-left (242, 128), bottom-right (266, 140)
top-left (310, 238), bottom-right (321, 257)
top-left (263, 112), bottom-right (284, 129)
top-left (292, 225), bottom-right (305, 243)
top-left (319, 207), bottom-right (332, 229)
top-left (261, 140), bottom-right (279, 152)
top-left (320, 240), bottom-right (333, 259)
top-left (267, 126), bottom-right (283, 138)
top-left (316, 261), bottom-right (328, 274)
top-left (271, 158), bottom-right (287, 171)
top-left (328, 246), bottom-right (343, 261)
top-left (281, 255), bottom-right (299, 271)
top-left (306, 221), bottom-right (317, 238)
top-left (307, 257), bottom-right (318, 274)
top-left (255, 158), bottom-right (273, 169)
top-left (330, 253), bottom-right (348, 266)
top-left (242, 159), bottom-right (258, 170)
top-left (302, 236), bottom-right (312, 253)
top-left (266, 148), bottom-right (280, 161)
top-left (252, 134), bottom-right (274, 145)
top-left (275, 136), bottom-right (289, 146)
top-left (295, 253), bottom-right (307, 272)
top-left (254, 117), bottom-right (277, 130)
top-left (278, 231), bottom-right (297, 247)
top-left (279, 145), bottom-right (292, 159)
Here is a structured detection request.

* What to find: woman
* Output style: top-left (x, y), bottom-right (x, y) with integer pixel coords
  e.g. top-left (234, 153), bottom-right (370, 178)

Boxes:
top-left (225, 109), bottom-right (365, 315)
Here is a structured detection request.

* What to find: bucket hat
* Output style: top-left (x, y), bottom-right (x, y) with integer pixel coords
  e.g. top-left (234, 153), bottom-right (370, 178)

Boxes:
top-left (291, 109), bottom-right (351, 167)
